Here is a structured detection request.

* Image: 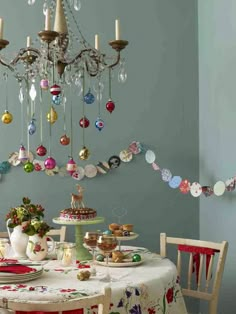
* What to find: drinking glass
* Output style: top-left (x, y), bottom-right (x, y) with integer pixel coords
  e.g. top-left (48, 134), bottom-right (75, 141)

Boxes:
top-left (83, 231), bottom-right (100, 276)
top-left (97, 235), bottom-right (118, 282)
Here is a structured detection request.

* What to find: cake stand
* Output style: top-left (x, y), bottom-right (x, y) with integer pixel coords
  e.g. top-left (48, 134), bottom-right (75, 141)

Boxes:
top-left (115, 232), bottom-right (139, 251)
top-left (53, 217), bottom-right (105, 261)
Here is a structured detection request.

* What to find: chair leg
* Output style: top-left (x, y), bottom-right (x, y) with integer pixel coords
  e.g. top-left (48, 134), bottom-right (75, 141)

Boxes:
top-left (209, 299), bottom-right (218, 314)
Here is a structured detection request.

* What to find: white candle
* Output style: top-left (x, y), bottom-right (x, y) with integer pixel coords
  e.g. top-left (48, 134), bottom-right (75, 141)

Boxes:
top-left (45, 8), bottom-right (51, 31)
top-left (0, 18), bottom-right (4, 40)
top-left (95, 34), bottom-right (99, 50)
top-left (62, 249), bottom-right (72, 266)
top-left (27, 36), bottom-right (31, 48)
top-left (115, 19), bottom-right (120, 40)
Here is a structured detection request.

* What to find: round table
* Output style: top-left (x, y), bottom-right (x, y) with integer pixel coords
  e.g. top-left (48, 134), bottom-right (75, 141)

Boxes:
top-left (52, 217), bottom-right (105, 261)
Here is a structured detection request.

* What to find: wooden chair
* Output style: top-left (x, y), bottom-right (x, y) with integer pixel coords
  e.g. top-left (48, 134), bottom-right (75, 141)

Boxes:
top-left (47, 226), bottom-right (66, 242)
top-left (160, 233), bottom-right (228, 314)
top-left (0, 286), bottom-right (111, 314)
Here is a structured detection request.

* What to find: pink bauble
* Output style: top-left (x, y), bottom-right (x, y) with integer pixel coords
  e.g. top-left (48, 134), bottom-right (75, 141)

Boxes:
top-left (66, 158), bottom-right (77, 176)
top-left (40, 79), bottom-right (49, 90)
top-left (44, 156), bottom-right (56, 169)
top-left (36, 145), bottom-right (47, 157)
top-left (50, 84), bottom-right (61, 96)
top-left (106, 100), bottom-right (115, 113)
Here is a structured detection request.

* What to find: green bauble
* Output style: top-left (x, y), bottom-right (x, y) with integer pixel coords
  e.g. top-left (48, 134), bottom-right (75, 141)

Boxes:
top-left (24, 161), bottom-right (34, 173)
top-left (96, 254), bottom-right (105, 262)
top-left (132, 254), bottom-right (141, 262)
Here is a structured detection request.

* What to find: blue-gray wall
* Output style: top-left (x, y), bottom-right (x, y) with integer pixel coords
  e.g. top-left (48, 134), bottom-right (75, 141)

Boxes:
top-left (199, 1), bottom-right (236, 313)
top-left (0, 0), bottom-right (199, 311)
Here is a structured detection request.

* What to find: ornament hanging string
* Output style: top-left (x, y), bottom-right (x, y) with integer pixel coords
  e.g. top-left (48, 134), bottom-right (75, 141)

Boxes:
top-left (39, 87), bottom-right (43, 144)
top-left (82, 68), bottom-right (85, 147)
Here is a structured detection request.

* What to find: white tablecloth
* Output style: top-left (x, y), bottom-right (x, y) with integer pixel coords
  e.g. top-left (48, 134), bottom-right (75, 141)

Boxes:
top-left (0, 247), bottom-right (187, 314)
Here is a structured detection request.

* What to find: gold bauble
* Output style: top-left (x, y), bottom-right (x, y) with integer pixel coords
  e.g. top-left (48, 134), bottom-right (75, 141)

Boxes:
top-left (79, 146), bottom-right (90, 160)
top-left (1, 110), bottom-right (13, 124)
top-left (47, 106), bottom-right (58, 124)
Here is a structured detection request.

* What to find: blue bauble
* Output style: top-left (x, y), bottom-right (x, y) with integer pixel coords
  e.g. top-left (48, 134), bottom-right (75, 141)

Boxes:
top-left (103, 230), bottom-right (112, 235)
top-left (28, 119), bottom-right (36, 135)
top-left (84, 89), bottom-right (95, 104)
top-left (52, 94), bottom-right (62, 105)
top-left (95, 117), bottom-right (104, 131)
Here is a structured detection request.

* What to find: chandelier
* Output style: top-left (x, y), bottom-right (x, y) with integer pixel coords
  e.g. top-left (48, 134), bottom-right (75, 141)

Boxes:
top-left (0, 0), bottom-right (128, 175)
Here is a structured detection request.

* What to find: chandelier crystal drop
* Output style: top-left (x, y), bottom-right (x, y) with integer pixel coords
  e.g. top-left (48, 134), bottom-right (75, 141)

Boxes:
top-left (0, 0), bottom-right (128, 167)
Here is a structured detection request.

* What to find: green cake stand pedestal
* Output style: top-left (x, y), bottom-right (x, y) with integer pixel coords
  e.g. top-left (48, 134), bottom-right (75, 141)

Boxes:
top-left (53, 217), bottom-right (105, 261)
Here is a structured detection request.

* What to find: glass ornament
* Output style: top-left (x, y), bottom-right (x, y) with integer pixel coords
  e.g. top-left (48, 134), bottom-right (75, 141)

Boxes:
top-left (66, 157), bottom-right (77, 176)
top-left (74, 0), bottom-right (81, 11)
top-left (43, 2), bottom-right (48, 15)
top-left (95, 117), bottom-right (104, 131)
top-left (84, 89), bottom-right (95, 104)
top-left (118, 62), bottom-right (127, 83)
top-left (132, 254), bottom-right (141, 262)
top-left (44, 156), bottom-right (57, 170)
top-left (0, 161), bottom-right (11, 174)
top-left (79, 146), bottom-right (90, 160)
top-left (50, 84), bottom-right (61, 95)
top-left (47, 107), bottom-right (58, 124)
top-left (28, 0), bottom-right (36, 5)
top-left (28, 119), bottom-right (36, 135)
top-left (40, 79), bottom-right (49, 90)
top-left (79, 117), bottom-right (90, 128)
top-left (106, 99), bottom-right (115, 113)
top-left (52, 94), bottom-right (62, 105)
top-left (1, 110), bottom-right (13, 124)
top-left (18, 145), bottom-right (28, 161)
top-left (29, 82), bottom-right (37, 101)
top-left (36, 145), bottom-right (47, 157)
top-left (60, 134), bottom-right (70, 145)
top-left (24, 161), bottom-right (34, 173)
top-left (19, 86), bottom-right (24, 104)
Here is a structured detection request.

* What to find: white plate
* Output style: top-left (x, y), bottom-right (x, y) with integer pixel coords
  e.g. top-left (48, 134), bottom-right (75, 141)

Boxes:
top-left (115, 232), bottom-right (139, 241)
top-left (96, 258), bottom-right (144, 267)
top-left (0, 265), bottom-right (43, 283)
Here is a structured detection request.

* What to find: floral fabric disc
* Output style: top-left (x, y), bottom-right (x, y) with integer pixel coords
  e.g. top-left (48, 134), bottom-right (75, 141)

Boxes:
top-left (119, 150), bottom-right (133, 162)
top-left (225, 177), bottom-right (235, 192)
top-left (190, 182), bottom-right (202, 197)
top-left (8, 152), bottom-right (21, 166)
top-left (72, 167), bottom-right (85, 180)
top-left (179, 179), bottom-right (191, 194)
top-left (168, 176), bottom-right (182, 189)
top-left (145, 150), bottom-right (156, 164)
top-left (161, 168), bottom-right (172, 182)
top-left (84, 165), bottom-right (97, 178)
top-left (213, 181), bottom-right (226, 196)
top-left (33, 160), bottom-right (45, 171)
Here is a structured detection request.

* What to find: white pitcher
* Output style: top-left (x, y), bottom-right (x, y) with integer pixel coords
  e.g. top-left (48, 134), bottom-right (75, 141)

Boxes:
top-left (6, 218), bottom-right (29, 258)
top-left (26, 234), bottom-right (55, 261)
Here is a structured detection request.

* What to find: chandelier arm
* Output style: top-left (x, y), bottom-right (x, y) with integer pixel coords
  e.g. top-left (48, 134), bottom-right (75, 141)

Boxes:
top-left (0, 58), bottom-right (15, 72)
top-left (107, 51), bottom-right (121, 69)
top-left (10, 48), bottom-right (41, 66)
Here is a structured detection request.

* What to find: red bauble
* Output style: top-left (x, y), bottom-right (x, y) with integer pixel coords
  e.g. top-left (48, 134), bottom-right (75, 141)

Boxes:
top-left (106, 100), bottom-right (115, 113)
top-left (79, 117), bottom-right (90, 128)
top-left (60, 134), bottom-right (70, 146)
top-left (36, 145), bottom-right (47, 157)
top-left (50, 84), bottom-right (61, 96)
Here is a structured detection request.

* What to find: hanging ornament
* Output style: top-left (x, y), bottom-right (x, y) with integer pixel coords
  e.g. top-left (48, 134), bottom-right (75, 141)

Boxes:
top-left (79, 146), bottom-right (90, 160)
top-left (84, 89), bottom-right (95, 104)
top-left (50, 84), bottom-right (61, 96)
top-left (24, 161), bottom-right (34, 173)
top-left (79, 116), bottom-right (90, 128)
top-left (36, 144), bottom-right (47, 157)
top-left (18, 145), bottom-right (28, 161)
top-left (95, 117), bottom-right (104, 131)
top-left (106, 99), bottom-right (115, 114)
top-left (40, 79), bottom-right (49, 90)
top-left (52, 94), bottom-right (62, 105)
top-left (60, 134), bottom-right (70, 146)
top-left (1, 110), bottom-right (13, 124)
top-left (28, 118), bottom-right (36, 135)
top-left (0, 161), bottom-right (11, 174)
top-left (47, 106), bottom-right (58, 124)
top-left (66, 157), bottom-right (77, 175)
top-left (44, 156), bottom-right (57, 170)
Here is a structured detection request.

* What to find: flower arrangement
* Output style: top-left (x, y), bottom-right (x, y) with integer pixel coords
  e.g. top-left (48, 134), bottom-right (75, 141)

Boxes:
top-left (22, 219), bottom-right (51, 238)
top-left (6, 197), bottom-right (45, 228)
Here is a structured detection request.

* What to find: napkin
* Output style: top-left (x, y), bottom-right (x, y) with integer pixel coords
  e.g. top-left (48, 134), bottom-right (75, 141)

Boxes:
top-left (0, 264), bottom-right (36, 274)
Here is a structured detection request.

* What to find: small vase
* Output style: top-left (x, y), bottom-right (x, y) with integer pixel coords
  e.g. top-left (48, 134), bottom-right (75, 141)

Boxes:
top-left (26, 234), bottom-right (55, 261)
top-left (6, 220), bottom-right (29, 258)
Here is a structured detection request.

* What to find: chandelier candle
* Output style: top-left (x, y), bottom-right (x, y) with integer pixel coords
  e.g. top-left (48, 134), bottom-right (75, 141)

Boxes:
top-left (45, 8), bottom-right (51, 31)
top-left (0, 18), bottom-right (3, 40)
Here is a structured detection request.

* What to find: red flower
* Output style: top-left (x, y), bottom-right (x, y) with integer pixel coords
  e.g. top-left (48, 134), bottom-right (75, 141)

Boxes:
top-left (148, 308), bottom-right (156, 314)
top-left (166, 287), bottom-right (174, 304)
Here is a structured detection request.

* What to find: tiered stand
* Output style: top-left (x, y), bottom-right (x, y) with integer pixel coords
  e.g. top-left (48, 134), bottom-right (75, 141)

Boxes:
top-left (53, 217), bottom-right (105, 261)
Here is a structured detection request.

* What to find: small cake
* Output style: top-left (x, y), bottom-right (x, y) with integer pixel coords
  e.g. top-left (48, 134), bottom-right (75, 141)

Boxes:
top-left (112, 251), bottom-right (125, 263)
top-left (59, 207), bottom-right (97, 221)
top-left (109, 223), bottom-right (120, 232)
top-left (122, 224), bottom-right (133, 232)
top-left (113, 229), bottom-right (123, 237)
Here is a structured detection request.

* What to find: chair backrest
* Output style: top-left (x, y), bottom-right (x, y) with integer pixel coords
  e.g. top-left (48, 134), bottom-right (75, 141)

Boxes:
top-left (47, 226), bottom-right (66, 242)
top-left (160, 233), bottom-right (228, 314)
top-left (0, 286), bottom-right (111, 314)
